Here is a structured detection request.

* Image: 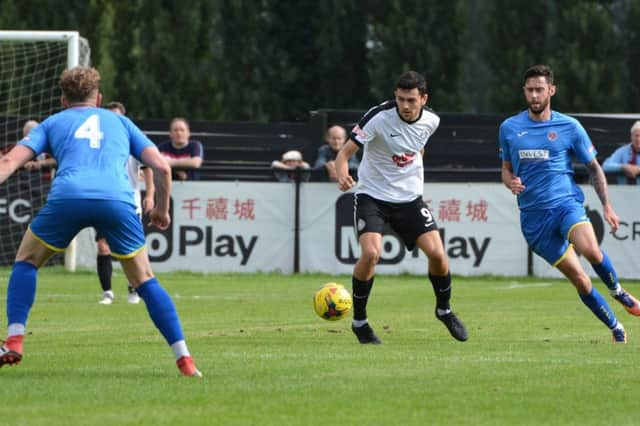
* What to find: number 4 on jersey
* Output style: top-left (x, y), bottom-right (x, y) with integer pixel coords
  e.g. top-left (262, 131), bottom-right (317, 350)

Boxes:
top-left (75, 114), bottom-right (104, 148)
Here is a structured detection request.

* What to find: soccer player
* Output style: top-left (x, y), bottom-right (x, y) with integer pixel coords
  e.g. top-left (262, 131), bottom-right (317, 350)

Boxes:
top-left (96, 101), bottom-right (153, 305)
top-left (335, 70), bottom-right (468, 345)
top-left (499, 64), bottom-right (640, 343)
top-left (0, 67), bottom-right (202, 376)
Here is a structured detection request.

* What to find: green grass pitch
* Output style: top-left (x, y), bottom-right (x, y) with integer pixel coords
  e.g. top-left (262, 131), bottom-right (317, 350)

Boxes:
top-left (0, 267), bottom-right (638, 425)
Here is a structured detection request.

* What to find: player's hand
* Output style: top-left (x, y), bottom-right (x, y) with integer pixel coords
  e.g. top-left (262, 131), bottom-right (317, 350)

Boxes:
top-left (603, 204), bottom-right (620, 234)
top-left (23, 161), bottom-right (39, 171)
top-left (142, 197), bottom-right (155, 214)
top-left (338, 175), bottom-right (355, 192)
top-left (509, 177), bottom-right (525, 195)
top-left (149, 208), bottom-right (170, 230)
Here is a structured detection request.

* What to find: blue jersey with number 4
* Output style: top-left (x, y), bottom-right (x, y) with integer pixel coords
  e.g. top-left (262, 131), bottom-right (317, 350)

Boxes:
top-left (499, 110), bottom-right (596, 211)
top-left (19, 106), bottom-right (154, 205)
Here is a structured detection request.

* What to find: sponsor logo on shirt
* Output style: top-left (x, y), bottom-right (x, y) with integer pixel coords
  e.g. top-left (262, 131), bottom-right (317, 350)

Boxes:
top-left (517, 131), bottom-right (528, 137)
top-left (392, 152), bottom-right (416, 167)
top-left (518, 149), bottom-right (549, 160)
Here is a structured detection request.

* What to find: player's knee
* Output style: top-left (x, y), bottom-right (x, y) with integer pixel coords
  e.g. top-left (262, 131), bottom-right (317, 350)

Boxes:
top-left (570, 272), bottom-right (592, 293)
top-left (360, 246), bottom-right (381, 265)
top-left (581, 248), bottom-right (602, 264)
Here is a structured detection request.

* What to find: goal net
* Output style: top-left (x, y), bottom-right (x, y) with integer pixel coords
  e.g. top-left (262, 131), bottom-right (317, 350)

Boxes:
top-left (0, 31), bottom-right (90, 268)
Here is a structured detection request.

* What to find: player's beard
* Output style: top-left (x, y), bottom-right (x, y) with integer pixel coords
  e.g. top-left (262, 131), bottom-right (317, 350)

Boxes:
top-left (528, 98), bottom-right (549, 115)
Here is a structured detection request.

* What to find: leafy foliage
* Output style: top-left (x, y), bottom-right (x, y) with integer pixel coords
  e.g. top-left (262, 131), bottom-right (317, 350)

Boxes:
top-left (0, 0), bottom-right (637, 120)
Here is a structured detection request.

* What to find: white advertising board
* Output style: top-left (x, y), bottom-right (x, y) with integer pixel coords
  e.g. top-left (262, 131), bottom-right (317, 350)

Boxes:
top-left (74, 182), bottom-right (639, 278)
top-left (300, 182), bottom-right (527, 276)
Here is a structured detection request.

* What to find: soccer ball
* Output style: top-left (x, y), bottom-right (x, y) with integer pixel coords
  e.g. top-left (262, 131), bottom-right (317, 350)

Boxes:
top-left (313, 283), bottom-right (352, 321)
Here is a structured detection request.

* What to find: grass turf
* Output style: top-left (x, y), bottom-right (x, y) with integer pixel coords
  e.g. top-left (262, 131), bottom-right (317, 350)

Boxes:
top-left (0, 267), bottom-right (638, 425)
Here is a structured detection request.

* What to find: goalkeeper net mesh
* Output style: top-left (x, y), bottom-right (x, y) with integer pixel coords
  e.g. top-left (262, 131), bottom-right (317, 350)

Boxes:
top-left (0, 35), bottom-right (90, 266)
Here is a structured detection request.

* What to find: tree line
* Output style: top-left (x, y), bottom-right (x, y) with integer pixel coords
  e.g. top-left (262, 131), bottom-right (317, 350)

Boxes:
top-left (1, 0), bottom-right (638, 121)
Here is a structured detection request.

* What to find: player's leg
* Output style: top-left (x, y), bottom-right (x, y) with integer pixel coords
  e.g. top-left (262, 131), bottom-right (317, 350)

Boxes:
top-left (1, 230), bottom-right (57, 366)
top-left (351, 232), bottom-right (382, 344)
top-left (350, 194), bottom-right (385, 344)
top-left (416, 231), bottom-right (468, 341)
top-left (96, 234), bottom-right (114, 304)
top-left (119, 251), bottom-right (201, 376)
top-left (555, 247), bottom-right (626, 343)
top-left (101, 200), bottom-right (201, 376)
top-left (568, 221), bottom-right (640, 315)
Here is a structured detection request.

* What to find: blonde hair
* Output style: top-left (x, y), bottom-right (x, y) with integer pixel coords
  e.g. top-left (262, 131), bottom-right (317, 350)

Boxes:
top-left (59, 66), bottom-right (100, 103)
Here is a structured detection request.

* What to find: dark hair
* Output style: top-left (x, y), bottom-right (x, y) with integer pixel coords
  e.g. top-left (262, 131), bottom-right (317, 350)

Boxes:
top-left (396, 70), bottom-right (427, 95)
top-left (104, 101), bottom-right (126, 115)
top-left (523, 64), bottom-right (554, 84)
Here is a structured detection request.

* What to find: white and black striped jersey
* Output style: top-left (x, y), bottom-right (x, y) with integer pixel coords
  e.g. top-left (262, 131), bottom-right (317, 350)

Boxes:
top-left (350, 100), bottom-right (440, 202)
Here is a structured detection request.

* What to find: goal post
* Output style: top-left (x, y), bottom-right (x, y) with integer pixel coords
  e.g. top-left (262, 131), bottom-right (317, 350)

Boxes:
top-left (0, 30), bottom-right (90, 272)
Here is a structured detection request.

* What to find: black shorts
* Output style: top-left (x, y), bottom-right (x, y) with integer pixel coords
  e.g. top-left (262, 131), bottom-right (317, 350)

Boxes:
top-left (354, 193), bottom-right (438, 251)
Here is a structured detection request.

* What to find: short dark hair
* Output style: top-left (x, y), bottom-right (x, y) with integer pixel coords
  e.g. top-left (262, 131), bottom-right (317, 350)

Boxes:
top-left (524, 64), bottom-right (554, 85)
top-left (396, 71), bottom-right (427, 95)
top-left (104, 101), bottom-right (126, 115)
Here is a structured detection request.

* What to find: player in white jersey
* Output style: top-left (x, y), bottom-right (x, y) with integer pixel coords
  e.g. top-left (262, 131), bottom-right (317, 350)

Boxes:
top-left (96, 102), bottom-right (154, 305)
top-left (336, 70), bottom-right (467, 344)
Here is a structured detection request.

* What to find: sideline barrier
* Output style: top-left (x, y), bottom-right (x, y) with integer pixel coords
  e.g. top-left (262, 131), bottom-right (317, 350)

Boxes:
top-left (72, 182), bottom-right (640, 279)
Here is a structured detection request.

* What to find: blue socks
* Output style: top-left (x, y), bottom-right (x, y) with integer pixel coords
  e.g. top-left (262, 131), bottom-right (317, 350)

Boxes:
top-left (591, 250), bottom-right (618, 291)
top-left (579, 287), bottom-right (617, 329)
top-left (7, 261), bottom-right (38, 327)
top-left (136, 277), bottom-right (184, 345)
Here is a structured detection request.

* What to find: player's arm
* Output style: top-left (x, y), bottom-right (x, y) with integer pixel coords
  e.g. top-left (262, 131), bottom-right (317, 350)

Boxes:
top-left (585, 158), bottom-right (619, 232)
top-left (140, 146), bottom-right (171, 230)
top-left (23, 156), bottom-right (57, 171)
top-left (166, 156), bottom-right (202, 168)
top-left (141, 167), bottom-right (155, 213)
top-left (165, 141), bottom-right (203, 169)
top-left (501, 160), bottom-right (525, 195)
top-left (0, 145), bottom-right (35, 184)
top-left (336, 139), bottom-right (359, 192)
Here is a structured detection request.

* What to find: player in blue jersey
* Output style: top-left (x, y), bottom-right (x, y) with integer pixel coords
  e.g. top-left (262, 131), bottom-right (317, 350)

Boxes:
top-left (0, 67), bottom-right (202, 376)
top-left (499, 64), bottom-right (640, 343)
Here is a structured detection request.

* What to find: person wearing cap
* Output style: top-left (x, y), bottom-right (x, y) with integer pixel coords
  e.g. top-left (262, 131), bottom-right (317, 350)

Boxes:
top-left (271, 150), bottom-right (311, 182)
top-left (602, 121), bottom-right (640, 185)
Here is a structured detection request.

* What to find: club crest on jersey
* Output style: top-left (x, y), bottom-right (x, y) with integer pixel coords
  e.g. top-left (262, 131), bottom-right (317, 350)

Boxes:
top-left (547, 131), bottom-right (557, 141)
top-left (392, 152), bottom-right (416, 167)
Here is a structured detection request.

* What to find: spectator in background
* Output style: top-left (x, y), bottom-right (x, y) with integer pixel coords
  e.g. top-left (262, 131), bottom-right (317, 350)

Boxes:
top-left (158, 117), bottom-right (203, 181)
top-left (314, 124), bottom-right (359, 182)
top-left (23, 120), bottom-right (56, 181)
top-left (271, 149), bottom-right (311, 182)
top-left (97, 101), bottom-right (154, 305)
top-left (602, 121), bottom-right (640, 185)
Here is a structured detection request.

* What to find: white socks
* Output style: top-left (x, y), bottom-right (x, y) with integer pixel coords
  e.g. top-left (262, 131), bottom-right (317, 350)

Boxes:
top-left (171, 340), bottom-right (190, 360)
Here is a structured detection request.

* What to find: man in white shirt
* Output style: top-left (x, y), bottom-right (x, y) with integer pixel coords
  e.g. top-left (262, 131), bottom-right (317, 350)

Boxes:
top-left (336, 70), bottom-right (467, 344)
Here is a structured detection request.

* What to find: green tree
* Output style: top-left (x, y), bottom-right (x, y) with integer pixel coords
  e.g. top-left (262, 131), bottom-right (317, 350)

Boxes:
top-left (365, 0), bottom-right (466, 111)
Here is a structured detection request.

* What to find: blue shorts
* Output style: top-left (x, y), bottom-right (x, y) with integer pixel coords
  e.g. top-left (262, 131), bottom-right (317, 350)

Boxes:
top-left (29, 199), bottom-right (146, 259)
top-left (520, 200), bottom-right (590, 266)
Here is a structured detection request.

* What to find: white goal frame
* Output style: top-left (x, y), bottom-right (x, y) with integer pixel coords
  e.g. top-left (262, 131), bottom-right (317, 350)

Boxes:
top-left (0, 30), bottom-right (82, 272)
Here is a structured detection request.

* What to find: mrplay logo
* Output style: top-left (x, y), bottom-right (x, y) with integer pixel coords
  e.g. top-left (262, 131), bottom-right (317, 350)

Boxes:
top-left (334, 194), bottom-right (491, 267)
